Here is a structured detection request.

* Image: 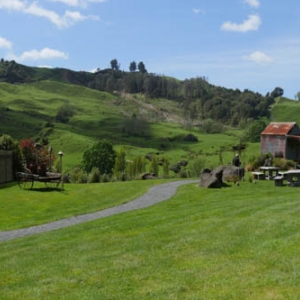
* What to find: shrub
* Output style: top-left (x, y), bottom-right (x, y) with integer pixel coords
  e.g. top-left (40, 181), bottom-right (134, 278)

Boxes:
top-left (88, 167), bottom-right (101, 183)
top-left (178, 168), bottom-right (189, 178)
top-left (101, 173), bottom-right (111, 182)
top-left (272, 158), bottom-right (296, 170)
top-left (69, 167), bottom-right (88, 183)
top-left (55, 103), bottom-right (76, 123)
top-left (246, 154), bottom-right (268, 171)
top-left (188, 157), bottom-right (206, 177)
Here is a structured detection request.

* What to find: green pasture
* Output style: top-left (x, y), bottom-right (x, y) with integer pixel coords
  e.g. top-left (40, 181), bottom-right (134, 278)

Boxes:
top-left (1, 179), bottom-right (300, 299)
top-left (271, 97), bottom-right (300, 124)
top-left (0, 80), bottom-right (261, 172)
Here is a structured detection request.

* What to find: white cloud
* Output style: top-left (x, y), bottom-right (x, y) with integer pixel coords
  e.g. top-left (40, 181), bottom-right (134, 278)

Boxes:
top-left (193, 8), bottom-right (205, 14)
top-left (0, 36), bottom-right (12, 49)
top-left (0, 0), bottom-right (99, 28)
top-left (7, 47), bottom-right (69, 62)
top-left (245, 0), bottom-right (260, 8)
top-left (51, 0), bottom-right (107, 7)
top-left (244, 51), bottom-right (273, 63)
top-left (221, 14), bottom-right (261, 32)
top-left (0, 0), bottom-right (25, 10)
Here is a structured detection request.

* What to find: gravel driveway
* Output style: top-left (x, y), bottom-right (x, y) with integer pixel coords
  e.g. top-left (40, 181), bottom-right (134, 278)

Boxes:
top-left (0, 180), bottom-right (197, 242)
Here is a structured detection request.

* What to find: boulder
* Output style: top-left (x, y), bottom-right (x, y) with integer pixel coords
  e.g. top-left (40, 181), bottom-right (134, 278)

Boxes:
top-left (199, 166), bottom-right (224, 188)
top-left (222, 166), bottom-right (244, 182)
top-left (141, 173), bottom-right (156, 180)
top-left (183, 134), bottom-right (198, 142)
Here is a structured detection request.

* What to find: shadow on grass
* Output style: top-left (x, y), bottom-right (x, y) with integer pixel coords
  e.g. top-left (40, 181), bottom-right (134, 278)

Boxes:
top-left (0, 182), bottom-right (16, 190)
top-left (28, 187), bottom-right (66, 193)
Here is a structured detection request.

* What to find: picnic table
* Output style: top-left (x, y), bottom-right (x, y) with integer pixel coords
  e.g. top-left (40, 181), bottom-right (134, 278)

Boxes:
top-left (282, 169), bottom-right (300, 186)
top-left (260, 166), bottom-right (280, 180)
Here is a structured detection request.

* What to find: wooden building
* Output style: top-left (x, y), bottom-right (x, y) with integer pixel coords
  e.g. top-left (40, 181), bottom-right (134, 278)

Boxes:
top-left (261, 122), bottom-right (300, 161)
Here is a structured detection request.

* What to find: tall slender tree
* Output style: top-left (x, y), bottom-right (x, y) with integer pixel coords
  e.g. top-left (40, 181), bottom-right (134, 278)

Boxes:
top-left (110, 59), bottom-right (120, 71)
top-left (129, 61), bottom-right (137, 72)
top-left (138, 61), bottom-right (147, 73)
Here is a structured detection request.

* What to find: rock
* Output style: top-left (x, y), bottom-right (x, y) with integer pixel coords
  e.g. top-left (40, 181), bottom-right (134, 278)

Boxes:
top-left (199, 166), bottom-right (224, 188)
top-left (141, 173), bottom-right (156, 180)
top-left (222, 166), bottom-right (244, 182)
top-left (183, 134), bottom-right (198, 142)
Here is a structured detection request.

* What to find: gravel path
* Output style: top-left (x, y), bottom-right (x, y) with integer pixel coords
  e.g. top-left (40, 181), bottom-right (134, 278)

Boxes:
top-left (0, 180), bottom-right (197, 242)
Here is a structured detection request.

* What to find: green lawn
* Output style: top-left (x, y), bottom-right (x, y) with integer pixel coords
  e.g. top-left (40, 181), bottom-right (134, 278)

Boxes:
top-left (0, 179), bottom-right (171, 231)
top-left (1, 180), bottom-right (300, 299)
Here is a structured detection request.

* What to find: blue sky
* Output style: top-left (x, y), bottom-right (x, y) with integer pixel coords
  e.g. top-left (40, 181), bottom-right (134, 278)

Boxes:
top-left (0, 0), bottom-right (299, 99)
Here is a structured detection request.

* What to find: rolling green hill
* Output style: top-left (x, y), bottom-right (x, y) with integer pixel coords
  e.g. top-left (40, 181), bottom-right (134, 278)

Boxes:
top-left (0, 80), bottom-right (241, 171)
top-left (1, 61), bottom-right (299, 172)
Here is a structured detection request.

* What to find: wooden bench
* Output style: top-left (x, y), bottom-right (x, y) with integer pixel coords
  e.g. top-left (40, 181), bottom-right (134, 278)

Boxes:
top-left (252, 171), bottom-right (265, 180)
top-left (274, 176), bottom-right (284, 186)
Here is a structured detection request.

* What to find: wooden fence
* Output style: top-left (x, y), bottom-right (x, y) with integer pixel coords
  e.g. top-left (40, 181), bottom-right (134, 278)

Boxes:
top-left (0, 150), bottom-right (13, 184)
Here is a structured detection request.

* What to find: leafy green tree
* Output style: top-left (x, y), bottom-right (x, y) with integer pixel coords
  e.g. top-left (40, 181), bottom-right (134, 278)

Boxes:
top-left (82, 139), bottom-right (116, 175)
top-left (110, 59), bottom-right (120, 71)
top-left (114, 146), bottom-right (127, 180)
top-left (138, 61), bottom-right (147, 73)
top-left (149, 155), bottom-right (159, 176)
top-left (271, 87), bottom-right (284, 98)
top-left (129, 155), bottom-right (145, 178)
top-left (162, 156), bottom-right (170, 177)
top-left (242, 119), bottom-right (267, 143)
top-left (129, 61), bottom-right (137, 72)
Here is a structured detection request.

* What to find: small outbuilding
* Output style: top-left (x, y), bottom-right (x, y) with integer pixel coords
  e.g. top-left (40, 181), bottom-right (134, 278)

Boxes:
top-left (260, 122), bottom-right (300, 161)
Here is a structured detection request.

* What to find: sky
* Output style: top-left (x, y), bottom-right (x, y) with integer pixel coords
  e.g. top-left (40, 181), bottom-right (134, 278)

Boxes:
top-left (0, 0), bottom-right (299, 99)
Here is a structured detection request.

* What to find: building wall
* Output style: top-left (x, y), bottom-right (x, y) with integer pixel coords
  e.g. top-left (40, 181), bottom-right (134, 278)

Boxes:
top-left (286, 139), bottom-right (300, 161)
top-left (261, 135), bottom-right (287, 157)
top-left (0, 150), bottom-right (13, 184)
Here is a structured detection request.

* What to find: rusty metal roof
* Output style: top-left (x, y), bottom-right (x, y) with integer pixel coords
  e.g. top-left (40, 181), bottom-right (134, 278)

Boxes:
top-left (261, 122), bottom-right (296, 135)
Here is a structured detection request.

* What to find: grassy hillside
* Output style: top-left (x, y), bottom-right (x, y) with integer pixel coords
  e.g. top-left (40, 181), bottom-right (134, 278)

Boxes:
top-left (0, 80), bottom-right (249, 171)
top-left (271, 97), bottom-right (300, 124)
top-left (1, 78), bottom-right (298, 172)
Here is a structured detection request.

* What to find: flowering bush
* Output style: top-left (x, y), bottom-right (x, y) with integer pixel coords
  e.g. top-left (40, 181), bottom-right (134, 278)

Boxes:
top-left (19, 138), bottom-right (56, 175)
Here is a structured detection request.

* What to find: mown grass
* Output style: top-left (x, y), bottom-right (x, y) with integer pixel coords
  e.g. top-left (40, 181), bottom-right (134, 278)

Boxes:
top-left (0, 179), bottom-right (172, 231)
top-left (1, 180), bottom-right (300, 299)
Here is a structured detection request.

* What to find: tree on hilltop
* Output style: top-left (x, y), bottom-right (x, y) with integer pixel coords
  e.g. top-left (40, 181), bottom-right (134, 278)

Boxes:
top-left (138, 61), bottom-right (147, 73)
top-left (129, 61), bottom-right (137, 72)
top-left (110, 59), bottom-right (120, 71)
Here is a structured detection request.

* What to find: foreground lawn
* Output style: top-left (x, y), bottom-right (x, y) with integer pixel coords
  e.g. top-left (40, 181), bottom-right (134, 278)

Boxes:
top-left (0, 179), bottom-right (172, 231)
top-left (1, 180), bottom-right (300, 299)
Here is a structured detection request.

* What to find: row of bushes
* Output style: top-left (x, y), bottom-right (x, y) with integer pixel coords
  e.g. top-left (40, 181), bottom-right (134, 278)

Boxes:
top-left (64, 157), bottom-right (207, 184)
